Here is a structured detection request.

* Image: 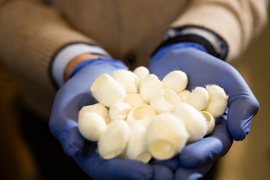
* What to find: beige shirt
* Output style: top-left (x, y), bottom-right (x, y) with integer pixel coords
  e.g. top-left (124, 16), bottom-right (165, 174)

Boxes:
top-left (0, 0), bottom-right (268, 118)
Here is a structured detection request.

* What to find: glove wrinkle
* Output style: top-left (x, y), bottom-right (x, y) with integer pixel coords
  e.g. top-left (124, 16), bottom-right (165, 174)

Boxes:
top-left (179, 119), bottom-right (232, 168)
top-left (174, 162), bottom-right (213, 180)
top-left (57, 126), bottom-right (84, 157)
top-left (150, 155), bottom-right (180, 172)
top-left (151, 165), bottom-right (174, 180)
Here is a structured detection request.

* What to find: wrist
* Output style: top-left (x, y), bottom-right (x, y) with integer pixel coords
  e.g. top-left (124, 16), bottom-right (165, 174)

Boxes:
top-left (64, 54), bottom-right (106, 82)
top-left (150, 42), bottom-right (207, 66)
top-left (51, 43), bottom-right (112, 88)
top-left (154, 26), bottom-right (228, 60)
top-left (68, 58), bottom-right (128, 80)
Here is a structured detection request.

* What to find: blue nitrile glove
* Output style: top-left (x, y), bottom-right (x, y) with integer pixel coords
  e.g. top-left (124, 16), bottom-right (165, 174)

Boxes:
top-left (148, 43), bottom-right (259, 179)
top-left (49, 58), bottom-right (153, 180)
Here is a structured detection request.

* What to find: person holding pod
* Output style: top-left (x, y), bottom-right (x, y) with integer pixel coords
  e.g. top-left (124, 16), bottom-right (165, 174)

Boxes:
top-left (0, 0), bottom-right (268, 179)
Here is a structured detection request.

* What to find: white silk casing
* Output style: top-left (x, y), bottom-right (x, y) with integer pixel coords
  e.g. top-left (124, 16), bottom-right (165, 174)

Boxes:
top-left (185, 87), bottom-right (209, 111)
top-left (173, 103), bottom-right (207, 142)
top-left (201, 111), bottom-right (215, 135)
top-left (140, 74), bottom-right (164, 103)
top-left (145, 113), bottom-right (189, 160)
top-left (78, 112), bottom-right (107, 141)
top-left (112, 69), bottom-right (139, 94)
top-left (126, 105), bottom-right (156, 128)
top-left (133, 66), bottom-right (150, 91)
top-left (78, 103), bottom-right (111, 124)
top-left (123, 94), bottom-right (148, 108)
top-left (91, 74), bottom-right (126, 107)
top-left (177, 90), bottom-right (191, 103)
top-left (204, 85), bottom-right (228, 118)
top-left (150, 89), bottom-right (181, 114)
top-left (126, 125), bottom-right (151, 163)
top-left (98, 120), bottom-right (130, 159)
top-left (162, 70), bottom-right (188, 93)
top-left (109, 102), bottom-right (132, 121)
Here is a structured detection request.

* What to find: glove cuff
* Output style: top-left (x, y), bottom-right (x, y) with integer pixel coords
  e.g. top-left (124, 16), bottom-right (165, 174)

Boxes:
top-left (69, 58), bottom-right (127, 79)
top-left (152, 26), bottom-right (228, 60)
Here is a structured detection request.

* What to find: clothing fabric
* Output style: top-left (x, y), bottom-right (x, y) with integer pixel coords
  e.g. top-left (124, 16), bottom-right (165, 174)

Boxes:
top-left (0, 0), bottom-right (268, 118)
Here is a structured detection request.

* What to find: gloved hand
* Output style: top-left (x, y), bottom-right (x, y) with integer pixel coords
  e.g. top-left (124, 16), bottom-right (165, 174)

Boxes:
top-left (148, 43), bottom-right (259, 179)
top-left (49, 58), bottom-right (154, 180)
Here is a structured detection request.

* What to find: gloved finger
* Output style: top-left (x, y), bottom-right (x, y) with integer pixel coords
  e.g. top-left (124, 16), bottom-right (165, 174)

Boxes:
top-left (227, 95), bottom-right (259, 141)
top-left (151, 165), bottom-right (174, 180)
top-left (56, 126), bottom-right (84, 157)
top-left (150, 155), bottom-right (180, 171)
top-left (174, 162), bottom-right (213, 180)
top-left (179, 118), bottom-right (233, 168)
top-left (73, 141), bottom-right (153, 180)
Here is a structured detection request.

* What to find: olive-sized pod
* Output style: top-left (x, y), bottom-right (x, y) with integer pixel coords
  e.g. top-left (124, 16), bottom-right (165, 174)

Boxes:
top-left (177, 90), bottom-right (191, 103)
top-left (185, 87), bottom-right (209, 111)
top-left (145, 113), bottom-right (189, 160)
top-left (150, 89), bottom-right (181, 114)
top-left (133, 66), bottom-right (150, 91)
top-left (173, 103), bottom-right (207, 142)
top-left (98, 120), bottom-right (130, 159)
top-left (123, 94), bottom-right (148, 108)
top-left (78, 112), bottom-right (106, 141)
top-left (126, 125), bottom-right (151, 163)
top-left (140, 74), bottom-right (164, 103)
top-left (91, 74), bottom-right (126, 107)
top-left (126, 105), bottom-right (156, 128)
top-left (112, 69), bottom-right (139, 94)
top-left (162, 70), bottom-right (188, 93)
top-left (201, 111), bottom-right (215, 135)
top-left (78, 103), bottom-right (111, 124)
top-left (204, 85), bottom-right (229, 118)
top-left (109, 102), bottom-right (132, 121)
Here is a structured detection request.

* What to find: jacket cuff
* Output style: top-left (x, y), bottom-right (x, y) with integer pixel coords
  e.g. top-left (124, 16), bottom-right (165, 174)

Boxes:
top-left (51, 43), bottom-right (111, 88)
top-left (153, 26), bottom-right (228, 60)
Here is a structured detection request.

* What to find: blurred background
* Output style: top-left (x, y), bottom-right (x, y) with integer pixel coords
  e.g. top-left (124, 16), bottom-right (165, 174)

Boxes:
top-left (0, 9), bottom-right (269, 180)
top-left (215, 8), bottom-right (270, 180)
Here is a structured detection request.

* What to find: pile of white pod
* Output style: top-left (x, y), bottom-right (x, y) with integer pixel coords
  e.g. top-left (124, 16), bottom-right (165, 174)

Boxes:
top-left (78, 66), bottom-right (228, 163)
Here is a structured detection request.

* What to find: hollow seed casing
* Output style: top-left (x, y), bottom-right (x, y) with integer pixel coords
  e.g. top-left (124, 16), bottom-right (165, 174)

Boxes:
top-left (201, 111), bottom-right (215, 135)
top-left (126, 125), bottom-right (151, 163)
top-left (173, 103), bottom-right (207, 142)
top-left (162, 70), bottom-right (188, 93)
top-left (185, 87), bottom-right (209, 111)
top-left (78, 103), bottom-right (111, 124)
top-left (140, 74), bottom-right (164, 103)
top-left (145, 113), bottom-right (189, 160)
top-left (204, 85), bottom-right (228, 118)
top-left (126, 105), bottom-right (156, 128)
top-left (177, 90), bottom-right (191, 103)
top-left (123, 94), bottom-right (148, 108)
top-left (112, 69), bottom-right (139, 94)
top-left (109, 102), bottom-right (132, 121)
top-left (78, 112), bottom-right (107, 141)
top-left (133, 66), bottom-right (150, 91)
top-left (98, 120), bottom-right (130, 159)
top-left (91, 74), bottom-right (126, 107)
top-left (150, 89), bottom-right (181, 114)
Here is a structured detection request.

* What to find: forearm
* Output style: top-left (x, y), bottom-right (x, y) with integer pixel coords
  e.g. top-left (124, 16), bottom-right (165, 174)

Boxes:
top-left (0, 0), bottom-right (96, 91)
top-left (169, 0), bottom-right (269, 61)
